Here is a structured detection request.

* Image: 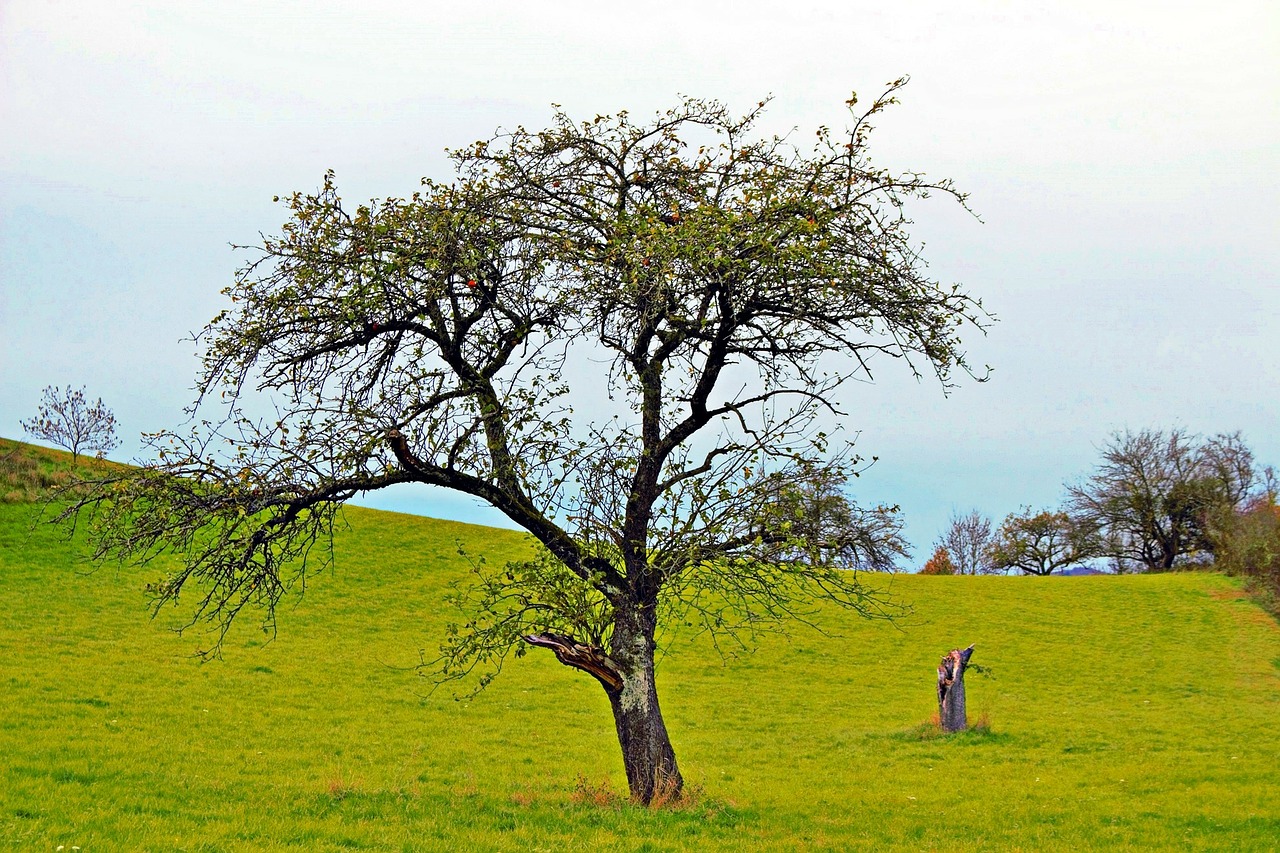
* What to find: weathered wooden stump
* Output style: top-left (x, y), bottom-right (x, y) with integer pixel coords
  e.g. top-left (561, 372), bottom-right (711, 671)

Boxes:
top-left (937, 644), bottom-right (975, 732)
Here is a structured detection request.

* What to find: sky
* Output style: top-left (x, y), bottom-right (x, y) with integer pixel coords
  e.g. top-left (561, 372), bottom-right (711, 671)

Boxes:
top-left (2, 0), bottom-right (1277, 562)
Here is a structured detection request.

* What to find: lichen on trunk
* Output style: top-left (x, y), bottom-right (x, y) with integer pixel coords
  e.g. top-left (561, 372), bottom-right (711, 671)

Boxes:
top-left (607, 603), bottom-right (682, 803)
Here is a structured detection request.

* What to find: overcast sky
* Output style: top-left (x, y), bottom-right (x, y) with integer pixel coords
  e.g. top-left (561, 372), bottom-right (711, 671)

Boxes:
top-left (2, 0), bottom-right (1277, 560)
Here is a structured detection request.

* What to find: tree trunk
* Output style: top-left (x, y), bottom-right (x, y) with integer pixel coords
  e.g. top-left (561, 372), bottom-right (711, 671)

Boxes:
top-left (523, 601), bottom-right (683, 805)
top-left (607, 601), bottom-right (683, 804)
top-left (937, 644), bottom-right (975, 733)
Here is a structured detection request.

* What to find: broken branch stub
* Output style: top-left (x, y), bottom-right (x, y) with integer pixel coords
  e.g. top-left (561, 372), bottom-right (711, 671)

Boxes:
top-left (523, 632), bottom-right (625, 693)
top-left (937, 644), bottom-right (975, 733)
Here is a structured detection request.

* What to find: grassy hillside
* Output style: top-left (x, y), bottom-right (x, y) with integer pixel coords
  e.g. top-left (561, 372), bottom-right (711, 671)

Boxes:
top-left (0, 437), bottom-right (122, 503)
top-left (1, 442), bottom-right (1278, 850)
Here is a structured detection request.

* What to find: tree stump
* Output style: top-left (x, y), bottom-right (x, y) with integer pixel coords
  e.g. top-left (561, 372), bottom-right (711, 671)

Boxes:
top-left (937, 644), bottom-right (975, 733)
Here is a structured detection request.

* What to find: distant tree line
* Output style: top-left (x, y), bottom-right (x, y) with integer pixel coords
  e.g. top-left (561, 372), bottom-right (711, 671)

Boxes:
top-left (925, 429), bottom-right (1279, 601)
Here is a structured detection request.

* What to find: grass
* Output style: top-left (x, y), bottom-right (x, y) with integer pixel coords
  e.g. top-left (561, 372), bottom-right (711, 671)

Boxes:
top-left (0, 437), bottom-right (120, 503)
top-left (1, 441), bottom-right (1278, 849)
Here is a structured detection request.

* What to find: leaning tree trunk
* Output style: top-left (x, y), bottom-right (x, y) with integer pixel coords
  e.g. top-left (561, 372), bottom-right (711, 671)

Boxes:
top-left (605, 603), bottom-right (682, 804)
top-left (524, 601), bottom-right (682, 805)
top-left (937, 644), bottom-right (975, 733)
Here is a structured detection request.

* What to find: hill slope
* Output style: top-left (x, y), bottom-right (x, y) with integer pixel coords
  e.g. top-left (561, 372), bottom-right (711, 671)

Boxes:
top-left (1, 442), bottom-right (1277, 850)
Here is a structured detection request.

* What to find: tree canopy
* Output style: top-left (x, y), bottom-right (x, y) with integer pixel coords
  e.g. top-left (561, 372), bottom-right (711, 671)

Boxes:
top-left (63, 81), bottom-right (985, 803)
top-left (1067, 429), bottom-right (1258, 572)
top-left (988, 508), bottom-right (1098, 576)
top-left (937, 509), bottom-right (996, 575)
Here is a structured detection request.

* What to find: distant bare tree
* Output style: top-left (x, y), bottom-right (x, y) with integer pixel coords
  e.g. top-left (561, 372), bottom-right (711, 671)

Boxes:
top-left (1199, 432), bottom-right (1257, 509)
top-left (20, 385), bottom-right (119, 463)
top-left (938, 509), bottom-right (995, 575)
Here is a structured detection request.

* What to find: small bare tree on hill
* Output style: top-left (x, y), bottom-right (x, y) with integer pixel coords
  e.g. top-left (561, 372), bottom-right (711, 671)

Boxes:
top-left (21, 385), bottom-right (119, 463)
top-left (938, 509), bottom-right (995, 574)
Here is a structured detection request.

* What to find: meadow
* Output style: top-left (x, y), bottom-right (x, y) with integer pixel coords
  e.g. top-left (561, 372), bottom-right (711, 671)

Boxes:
top-left (1, 442), bottom-right (1278, 850)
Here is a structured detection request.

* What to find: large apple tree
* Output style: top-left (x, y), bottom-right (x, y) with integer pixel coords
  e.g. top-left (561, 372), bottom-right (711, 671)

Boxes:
top-left (64, 80), bottom-right (985, 804)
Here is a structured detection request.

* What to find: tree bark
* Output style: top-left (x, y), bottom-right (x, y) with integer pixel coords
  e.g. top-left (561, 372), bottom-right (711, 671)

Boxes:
top-left (524, 602), bottom-right (683, 805)
top-left (937, 644), bottom-right (975, 733)
top-left (606, 601), bottom-right (683, 804)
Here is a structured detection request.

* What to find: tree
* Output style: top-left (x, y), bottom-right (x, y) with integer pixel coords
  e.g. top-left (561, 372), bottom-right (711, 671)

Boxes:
top-left (61, 83), bottom-right (984, 804)
top-left (920, 546), bottom-right (956, 575)
top-left (937, 509), bottom-right (995, 575)
top-left (21, 385), bottom-right (119, 463)
top-left (988, 508), bottom-right (1098, 575)
top-left (1211, 494), bottom-right (1280, 579)
top-left (1066, 429), bottom-right (1258, 572)
top-left (1204, 468), bottom-right (1280, 602)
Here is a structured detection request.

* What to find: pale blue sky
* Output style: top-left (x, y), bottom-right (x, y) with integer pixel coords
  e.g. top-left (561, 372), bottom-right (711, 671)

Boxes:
top-left (2, 0), bottom-right (1277, 560)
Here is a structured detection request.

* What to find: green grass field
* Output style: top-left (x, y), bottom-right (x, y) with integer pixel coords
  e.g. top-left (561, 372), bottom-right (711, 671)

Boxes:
top-left (2, 443), bottom-right (1278, 850)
